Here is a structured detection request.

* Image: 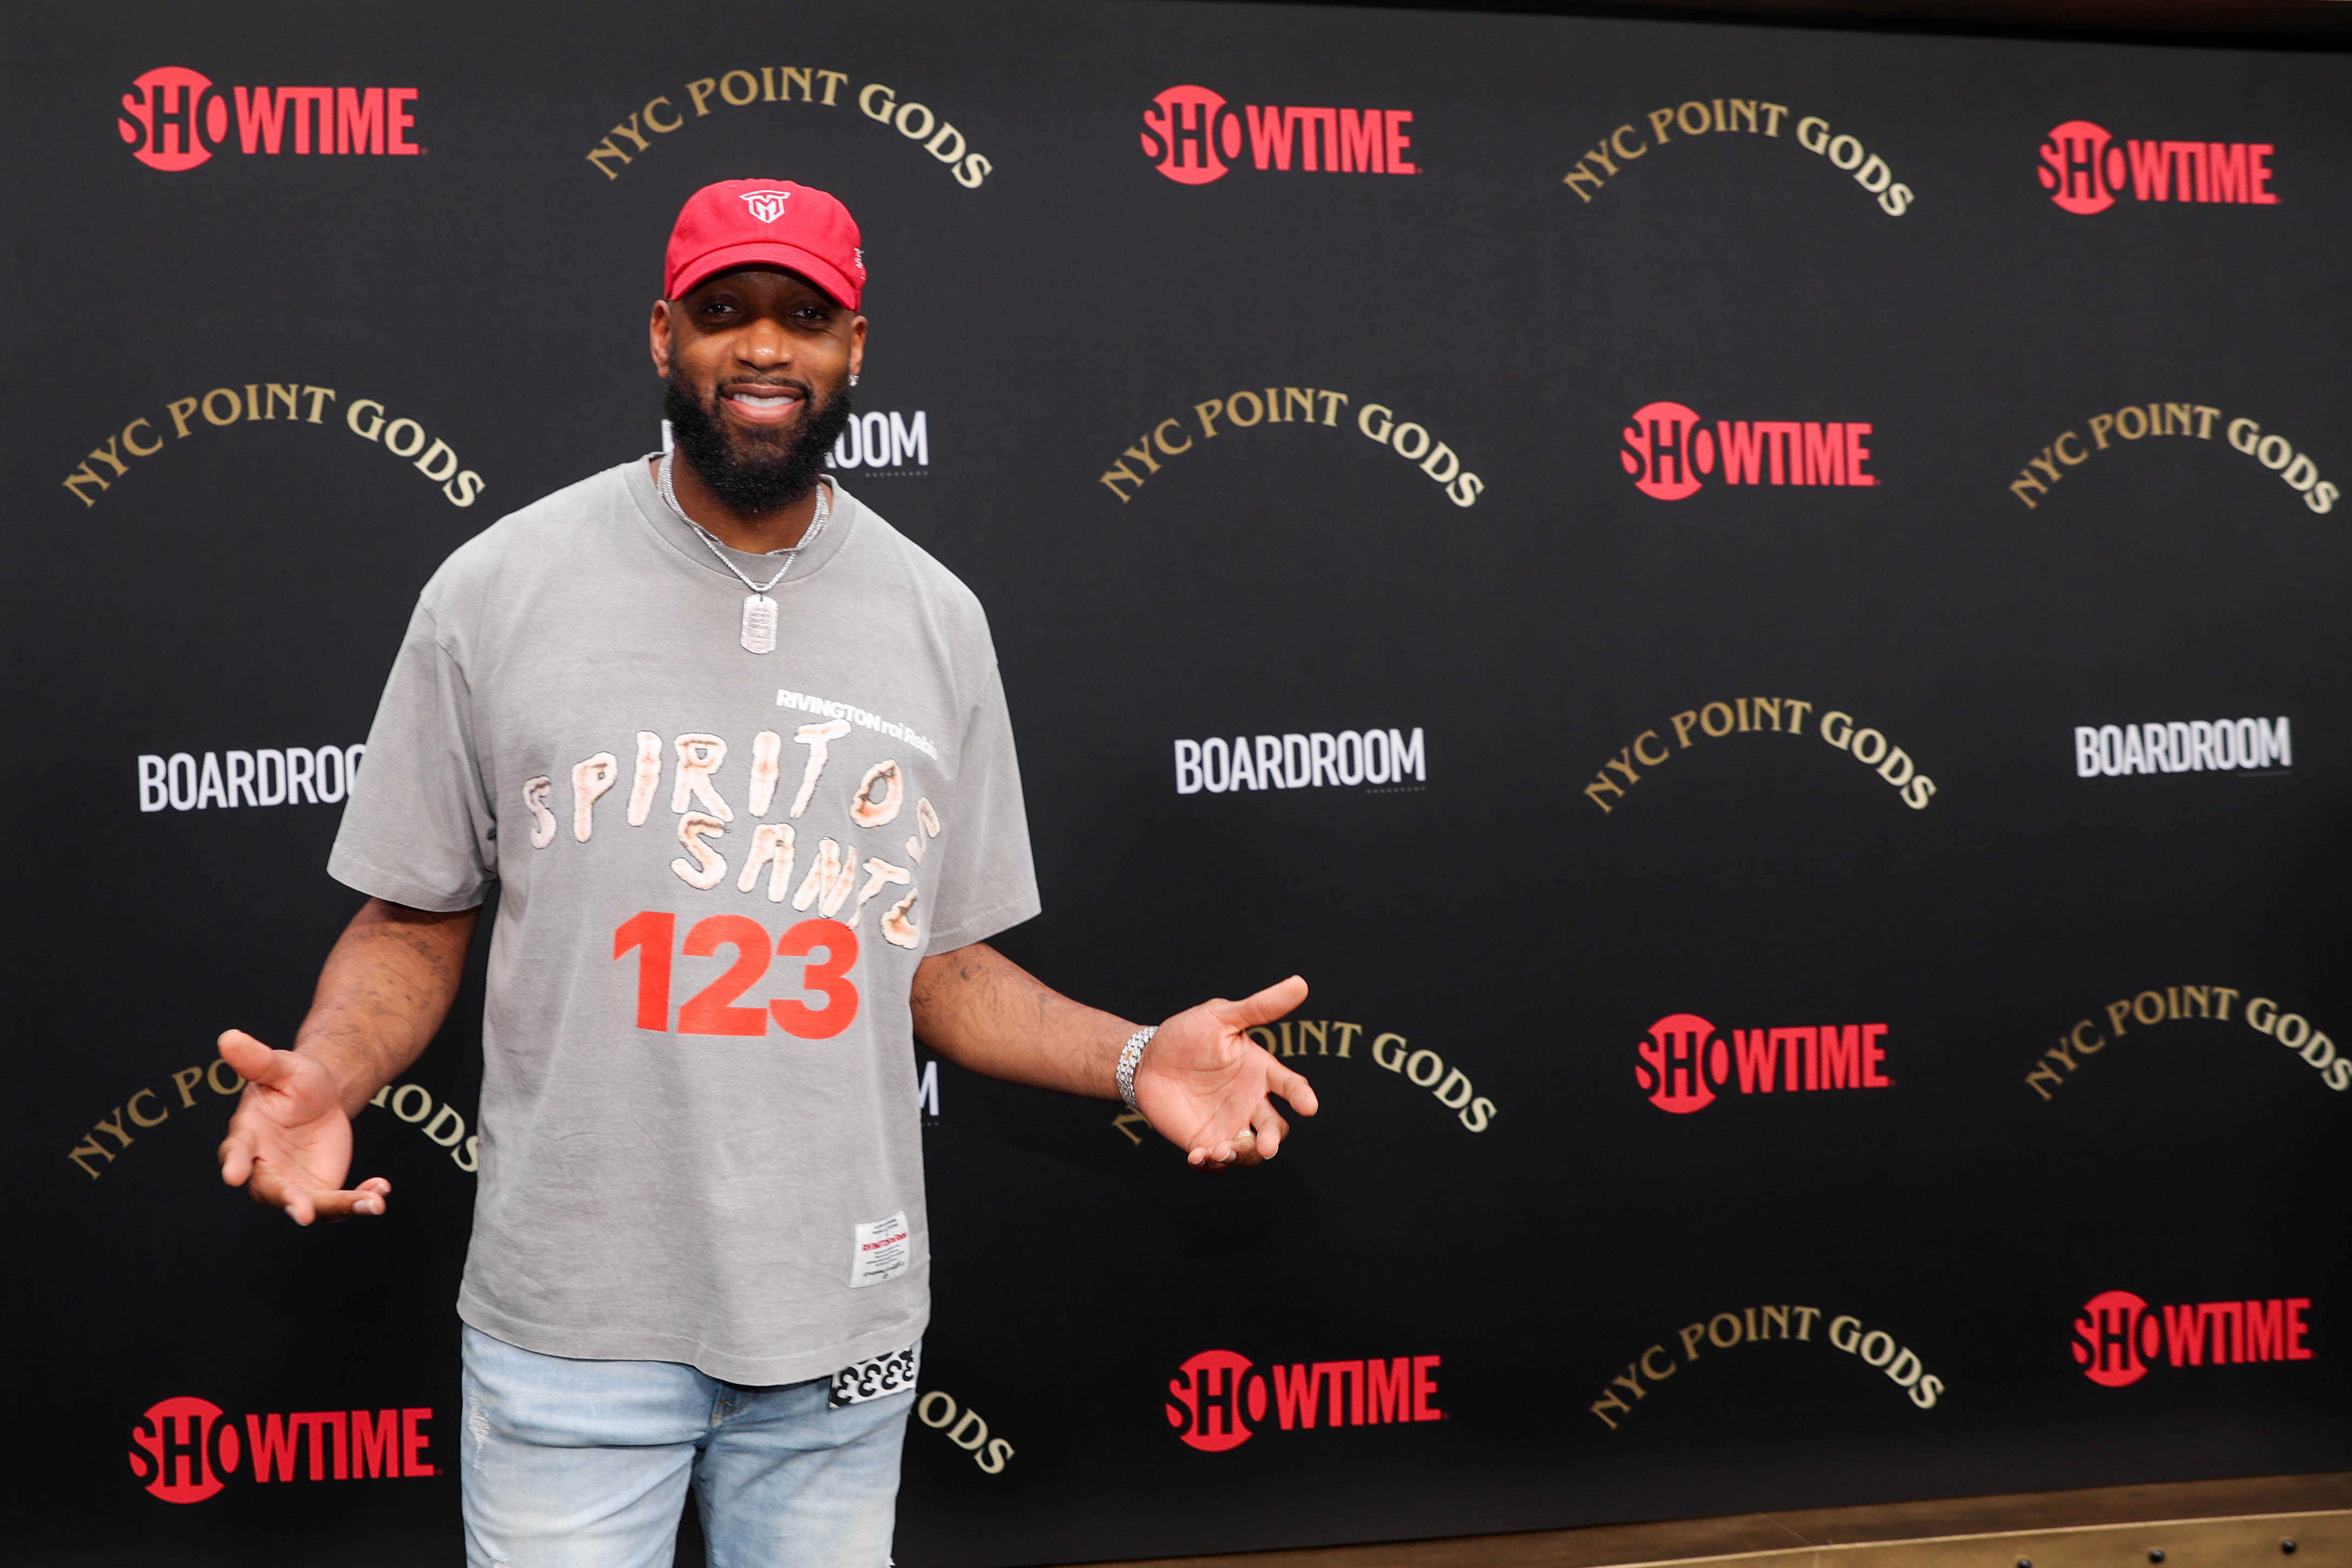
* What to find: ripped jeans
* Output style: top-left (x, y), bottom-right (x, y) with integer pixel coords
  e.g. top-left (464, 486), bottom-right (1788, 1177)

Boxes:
top-left (460, 1324), bottom-right (912, 1568)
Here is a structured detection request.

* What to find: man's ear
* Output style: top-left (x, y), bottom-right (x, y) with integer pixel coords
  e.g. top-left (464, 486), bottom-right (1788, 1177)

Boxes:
top-left (649, 299), bottom-right (674, 380)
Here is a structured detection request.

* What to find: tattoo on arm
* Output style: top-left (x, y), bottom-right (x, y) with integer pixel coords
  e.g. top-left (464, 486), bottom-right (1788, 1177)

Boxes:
top-left (911, 940), bottom-right (1135, 1097)
top-left (298, 899), bottom-right (480, 1110)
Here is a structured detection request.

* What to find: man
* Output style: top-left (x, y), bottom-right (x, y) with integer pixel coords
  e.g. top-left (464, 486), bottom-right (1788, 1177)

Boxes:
top-left (215, 178), bottom-right (1315, 1567)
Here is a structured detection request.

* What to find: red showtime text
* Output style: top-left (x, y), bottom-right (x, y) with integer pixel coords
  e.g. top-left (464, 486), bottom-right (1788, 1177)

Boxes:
top-left (1165, 1349), bottom-right (1442, 1452)
top-left (127, 1397), bottom-right (435, 1504)
top-left (119, 67), bottom-right (421, 171)
top-left (2037, 121), bottom-right (2276, 214)
top-left (1141, 86), bottom-right (1417, 185)
top-left (1621, 402), bottom-right (1877, 501)
top-left (1637, 1014), bottom-right (1892, 1114)
top-left (2073, 1290), bottom-right (2314, 1387)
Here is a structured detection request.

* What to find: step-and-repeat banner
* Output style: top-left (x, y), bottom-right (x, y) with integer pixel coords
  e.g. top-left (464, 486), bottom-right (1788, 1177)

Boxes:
top-left (8, 1), bottom-right (2348, 1562)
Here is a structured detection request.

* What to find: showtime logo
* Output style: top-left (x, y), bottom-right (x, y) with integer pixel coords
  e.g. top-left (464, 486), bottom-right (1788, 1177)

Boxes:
top-left (1141, 86), bottom-right (1418, 184)
top-left (2073, 1291), bottom-right (2313, 1387)
top-left (1166, 1349), bottom-right (1442, 1452)
top-left (1621, 403), bottom-right (1877, 500)
top-left (2037, 121), bottom-right (2276, 214)
top-left (1636, 1014), bottom-right (1891, 1114)
top-left (118, 68), bottom-right (422, 171)
top-left (127, 1397), bottom-right (435, 1503)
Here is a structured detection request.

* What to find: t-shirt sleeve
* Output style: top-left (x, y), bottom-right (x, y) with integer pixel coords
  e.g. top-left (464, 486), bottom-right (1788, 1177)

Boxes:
top-left (327, 600), bottom-right (496, 911)
top-left (922, 658), bottom-right (1041, 952)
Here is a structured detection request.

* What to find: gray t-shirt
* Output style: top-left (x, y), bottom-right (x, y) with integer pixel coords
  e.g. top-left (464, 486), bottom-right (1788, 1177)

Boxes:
top-left (329, 458), bottom-right (1040, 1384)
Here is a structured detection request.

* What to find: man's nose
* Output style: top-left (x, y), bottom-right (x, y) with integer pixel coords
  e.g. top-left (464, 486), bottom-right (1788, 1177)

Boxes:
top-left (737, 320), bottom-right (790, 366)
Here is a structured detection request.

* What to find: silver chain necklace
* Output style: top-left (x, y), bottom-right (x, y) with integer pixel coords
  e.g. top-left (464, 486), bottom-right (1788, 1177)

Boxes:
top-left (658, 448), bottom-right (831, 654)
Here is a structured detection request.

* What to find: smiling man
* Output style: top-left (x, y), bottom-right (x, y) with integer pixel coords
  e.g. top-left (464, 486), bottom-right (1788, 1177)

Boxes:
top-left (214, 179), bottom-right (1315, 1568)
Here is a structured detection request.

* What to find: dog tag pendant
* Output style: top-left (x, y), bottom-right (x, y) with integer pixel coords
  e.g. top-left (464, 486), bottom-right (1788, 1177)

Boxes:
top-left (740, 593), bottom-right (778, 654)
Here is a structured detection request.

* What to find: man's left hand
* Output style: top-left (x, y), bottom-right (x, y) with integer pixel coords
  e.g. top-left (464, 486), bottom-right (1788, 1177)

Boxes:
top-left (1134, 976), bottom-right (1318, 1170)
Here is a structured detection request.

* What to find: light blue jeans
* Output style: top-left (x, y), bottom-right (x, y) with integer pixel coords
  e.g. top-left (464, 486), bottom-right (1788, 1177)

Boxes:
top-left (460, 1324), bottom-right (911, 1568)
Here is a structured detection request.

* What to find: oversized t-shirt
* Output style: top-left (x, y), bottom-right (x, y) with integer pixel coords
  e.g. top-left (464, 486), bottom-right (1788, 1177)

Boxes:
top-left (329, 458), bottom-right (1039, 1384)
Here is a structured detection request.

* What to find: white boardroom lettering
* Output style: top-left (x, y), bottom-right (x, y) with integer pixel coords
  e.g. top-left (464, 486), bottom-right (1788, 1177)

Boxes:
top-left (138, 744), bottom-right (367, 811)
top-left (1174, 729), bottom-right (1426, 793)
top-left (2075, 718), bottom-right (2289, 776)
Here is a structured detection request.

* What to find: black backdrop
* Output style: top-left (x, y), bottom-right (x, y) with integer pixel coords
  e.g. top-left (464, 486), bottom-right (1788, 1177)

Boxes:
top-left (8, 1), bottom-right (2350, 1563)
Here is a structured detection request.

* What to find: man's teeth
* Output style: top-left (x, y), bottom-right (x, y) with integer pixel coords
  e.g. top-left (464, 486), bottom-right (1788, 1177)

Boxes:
top-left (731, 393), bottom-right (795, 407)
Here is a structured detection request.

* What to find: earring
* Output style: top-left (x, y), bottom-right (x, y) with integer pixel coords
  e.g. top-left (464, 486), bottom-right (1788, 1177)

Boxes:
top-left (850, 373), bottom-right (860, 387)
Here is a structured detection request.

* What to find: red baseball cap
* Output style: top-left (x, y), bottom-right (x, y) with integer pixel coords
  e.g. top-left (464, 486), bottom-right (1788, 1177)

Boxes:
top-left (663, 178), bottom-right (867, 309)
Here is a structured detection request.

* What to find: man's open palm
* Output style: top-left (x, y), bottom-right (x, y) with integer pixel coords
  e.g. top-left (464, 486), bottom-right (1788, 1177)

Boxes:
top-left (1135, 976), bottom-right (1318, 1168)
top-left (216, 1030), bottom-right (391, 1225)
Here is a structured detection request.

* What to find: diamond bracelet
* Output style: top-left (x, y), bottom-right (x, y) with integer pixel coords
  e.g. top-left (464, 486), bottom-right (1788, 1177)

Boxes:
top-left (1116, 1025), bottom-right (1157, 1113)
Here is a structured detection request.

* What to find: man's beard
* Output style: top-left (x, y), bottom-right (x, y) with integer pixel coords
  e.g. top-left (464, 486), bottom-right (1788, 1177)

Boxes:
top-left (664, 374), bottom-right (854, 517)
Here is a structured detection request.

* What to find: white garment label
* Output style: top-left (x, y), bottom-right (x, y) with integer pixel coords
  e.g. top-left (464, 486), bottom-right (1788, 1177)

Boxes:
top-left (851, 1210), bottom-right (911, 1288)
top-left (829, 1342), bottom-right (920, 1408)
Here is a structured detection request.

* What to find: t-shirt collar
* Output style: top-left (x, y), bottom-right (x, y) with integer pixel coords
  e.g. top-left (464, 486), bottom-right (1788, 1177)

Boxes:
top-left (623, 452), bottom-right (858, 589)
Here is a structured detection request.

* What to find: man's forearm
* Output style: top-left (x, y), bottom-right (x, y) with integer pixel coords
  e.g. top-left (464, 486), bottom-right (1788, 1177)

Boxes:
top-left (295, 897), bottom-right (480, 1118)
top-left (910, 941), bottom-right (1135, 1099)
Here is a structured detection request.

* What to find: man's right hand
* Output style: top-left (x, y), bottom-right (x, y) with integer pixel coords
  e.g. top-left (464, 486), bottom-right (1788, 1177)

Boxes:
top-left (216, 1029), bottom-right (391, 1225)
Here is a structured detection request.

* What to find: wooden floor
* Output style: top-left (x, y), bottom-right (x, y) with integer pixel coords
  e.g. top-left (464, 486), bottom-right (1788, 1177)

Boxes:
top-left (1092, 1472), bottom-right (2352, 1568)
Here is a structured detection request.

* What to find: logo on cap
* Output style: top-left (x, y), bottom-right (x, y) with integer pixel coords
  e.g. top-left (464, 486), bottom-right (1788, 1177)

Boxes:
top-left (739, 189), bottom-right (792, 224)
